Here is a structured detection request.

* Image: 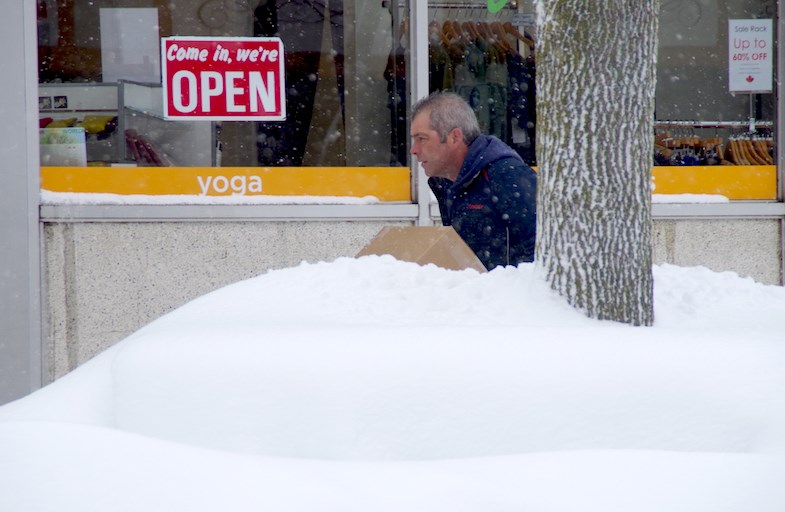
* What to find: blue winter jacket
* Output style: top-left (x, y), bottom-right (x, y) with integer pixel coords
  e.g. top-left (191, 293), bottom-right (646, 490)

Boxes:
top-left (429, 135), bottom-right (537, 270)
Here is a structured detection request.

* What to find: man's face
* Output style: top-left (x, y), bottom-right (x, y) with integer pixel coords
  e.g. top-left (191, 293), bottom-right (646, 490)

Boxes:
top-left (410, 111), bottom-right (462, 180)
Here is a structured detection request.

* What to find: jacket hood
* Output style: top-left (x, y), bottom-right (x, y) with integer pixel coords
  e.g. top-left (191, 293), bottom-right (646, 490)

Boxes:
top-left (453, 135), bottom-right (524, 189)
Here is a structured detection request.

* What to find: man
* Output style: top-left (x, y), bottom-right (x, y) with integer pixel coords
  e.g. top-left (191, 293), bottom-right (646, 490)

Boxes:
top-left (410, 92), bottom-right (537, 270)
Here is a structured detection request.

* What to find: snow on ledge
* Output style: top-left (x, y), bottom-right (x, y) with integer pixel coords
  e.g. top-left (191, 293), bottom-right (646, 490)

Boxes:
top-left (652, 194), bottom-right (730, 204)
top-left (42, 190), bottom-right (732, 206)
top-left (40, 190), bottom-right (382, 206)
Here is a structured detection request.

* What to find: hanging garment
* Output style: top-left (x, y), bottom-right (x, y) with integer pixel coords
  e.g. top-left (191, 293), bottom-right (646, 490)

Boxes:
top-left (507, 51), bottom-right (536, 166)
top-left (451, 37), bottom-right (492, 135)
top-left (485, 40), bottom-right (508, 141)
top-left (429, 40), bottom-right (450, 93)
top-left (254, 0), bottom-right (345, 166)
top-left (384, 42), bottom-right (407, 166)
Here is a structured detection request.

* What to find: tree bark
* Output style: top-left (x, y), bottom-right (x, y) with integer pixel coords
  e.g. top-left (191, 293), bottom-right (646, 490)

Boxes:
top-left (535, 0), bottom-right (658, 326)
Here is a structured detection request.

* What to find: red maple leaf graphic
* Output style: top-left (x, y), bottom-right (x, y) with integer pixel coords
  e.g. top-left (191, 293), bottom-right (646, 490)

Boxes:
top-left (746, 75), bottom-right (755, 83)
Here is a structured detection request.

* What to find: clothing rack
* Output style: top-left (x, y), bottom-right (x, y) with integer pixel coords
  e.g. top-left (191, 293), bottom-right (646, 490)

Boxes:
top-left (426, 1), bottom-right (520, 22)
top-left (393, 0), bottom-right (519, 8)
top-left (655, 119), bottom-right (773, 132)
top-left (427, 1), bottom-right (519, 8)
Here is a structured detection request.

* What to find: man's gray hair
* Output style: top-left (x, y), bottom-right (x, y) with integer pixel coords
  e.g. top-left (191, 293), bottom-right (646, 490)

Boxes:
top-left (411, 92), bottom-right (481, 145)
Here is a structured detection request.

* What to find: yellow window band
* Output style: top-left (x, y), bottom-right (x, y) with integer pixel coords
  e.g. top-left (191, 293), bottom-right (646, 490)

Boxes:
top-left (529, 165), bottom-right (776, 200)
top-left (41, 166), bottom-right (412, 201)
top-left (40, 165), bottom-right (775, 201)
top-left (652, 165), bottom-right (776, 200)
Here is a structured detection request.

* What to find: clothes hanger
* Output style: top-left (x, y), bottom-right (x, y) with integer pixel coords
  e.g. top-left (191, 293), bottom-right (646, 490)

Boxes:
top-left (462, 21), bottom-right (481, 42)
top-left (476, 21), bottom-right (492, 43)
top-left (503, 21), bottom-right (535, 50)
top-left (734, 133), bottom-right (764, 165)
top-left (441, 19), bottom-right (459, 45)
top-left (742, 139), bottom-right (763, 165)
top-left (726, 138), bottom-right (749, 165)
top-left (489, 21), bottom-right (513, 53)
top-left (753, 137), bottom-right (774, 164)
top-left (747, 138), bottom-right (773, 165)
top-left (450, 19), bottom-right (470, 43)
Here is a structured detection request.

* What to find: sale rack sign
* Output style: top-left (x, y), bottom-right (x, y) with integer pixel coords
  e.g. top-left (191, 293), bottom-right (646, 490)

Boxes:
top-left (161, 37), bottom-right (286, 121)
top-left (728, 19), bottom-right (773, 93)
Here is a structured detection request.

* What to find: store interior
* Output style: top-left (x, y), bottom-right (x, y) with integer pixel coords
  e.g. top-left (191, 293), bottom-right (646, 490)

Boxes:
top-left (36, 0), bottom-right (778, 177)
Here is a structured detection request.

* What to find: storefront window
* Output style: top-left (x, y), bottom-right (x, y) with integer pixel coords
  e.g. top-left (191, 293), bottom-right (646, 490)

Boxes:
top-left (423, 0), bottom-right (778, 201)
top-left (424, 1), bottom-right (536, 166)
top-left (38, 0), bottom-right (780, 201)
top-left (38, 0), bottom-right (410, 199)
top-left (653, 0), bottom-right (777, 199)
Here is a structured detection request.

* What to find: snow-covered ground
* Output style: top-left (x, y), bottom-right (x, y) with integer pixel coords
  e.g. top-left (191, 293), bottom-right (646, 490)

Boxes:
top-left (1, 257), bottom-right (784, 511)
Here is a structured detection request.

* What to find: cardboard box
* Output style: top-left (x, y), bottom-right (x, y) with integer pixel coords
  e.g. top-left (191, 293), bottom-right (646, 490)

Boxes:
top-left (356, 226), bottom-right (487, 272)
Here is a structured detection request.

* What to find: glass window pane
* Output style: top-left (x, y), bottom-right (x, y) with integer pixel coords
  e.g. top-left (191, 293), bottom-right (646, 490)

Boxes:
top-left (38, 0), bottom-right (407, 175)
top-left (654, 0), bottom-right (777, 198)
top-left (425, 1), bottom-right (537, 166)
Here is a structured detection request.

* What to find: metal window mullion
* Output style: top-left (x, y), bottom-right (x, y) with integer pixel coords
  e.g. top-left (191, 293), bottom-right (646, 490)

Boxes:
top-left (778, 0), bottom-right (784, 281)
top-left (778, 0), bottom-right (784, 202)
top-left (410, 0), bottom-right (432, 226)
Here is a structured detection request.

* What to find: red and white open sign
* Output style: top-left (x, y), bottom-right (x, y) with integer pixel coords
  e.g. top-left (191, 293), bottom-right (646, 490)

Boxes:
top-left (161, 37), bottom-right (286, 121)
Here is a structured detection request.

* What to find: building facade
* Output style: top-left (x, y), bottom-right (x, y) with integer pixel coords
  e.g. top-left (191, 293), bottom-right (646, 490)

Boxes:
top-left (1, 0), bottom-right (783, 404)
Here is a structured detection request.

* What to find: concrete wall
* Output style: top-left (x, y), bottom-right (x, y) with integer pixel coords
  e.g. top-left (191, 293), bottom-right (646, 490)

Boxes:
top-left (42, 220), bottom-right (407, 382)
top-left (42, 217), bottom-right (782, 384)
top-left (652, 219), bottom-right (783, 285)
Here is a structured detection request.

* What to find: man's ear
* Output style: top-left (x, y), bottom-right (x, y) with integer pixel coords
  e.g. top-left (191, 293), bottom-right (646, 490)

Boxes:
top-left (449, 128), bottom-right (463, 145)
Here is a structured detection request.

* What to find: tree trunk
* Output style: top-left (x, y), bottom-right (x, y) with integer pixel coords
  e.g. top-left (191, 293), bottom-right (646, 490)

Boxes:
top-left (535, 0), bottom-right (658, 326)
